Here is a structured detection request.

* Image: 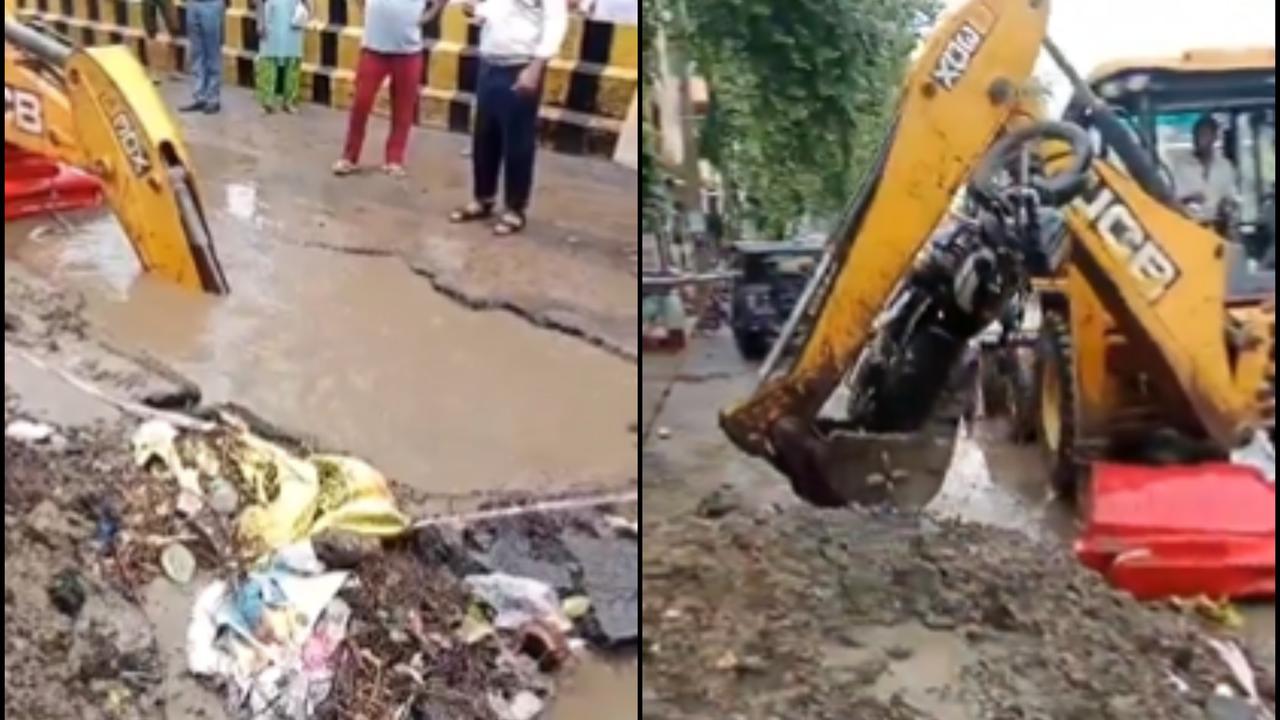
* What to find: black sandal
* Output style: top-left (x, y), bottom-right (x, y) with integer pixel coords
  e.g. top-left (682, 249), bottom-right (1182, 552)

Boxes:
top-left (493, 210), bottom-right (526, 236)
top-left (449, 200), bottom-right (494, 223)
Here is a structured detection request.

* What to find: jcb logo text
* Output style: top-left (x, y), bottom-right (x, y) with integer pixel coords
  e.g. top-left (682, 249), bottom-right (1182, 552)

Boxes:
top-left (1073, 180), bottom-right (1180, 301)
top-left (932, 23), bottom-right (986, 91)
top-left (5, 85), bottom-right (45, 136)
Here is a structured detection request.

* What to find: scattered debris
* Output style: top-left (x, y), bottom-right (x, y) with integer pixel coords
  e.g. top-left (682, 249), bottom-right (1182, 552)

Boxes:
top-left (468, 573), bottom-right (572, 633)
top-left (47, 568), bottom-right (87, 617)
top-left (1232, 430), bottom-right (1276, 484)
top-left (160, 543), bottom-right (197, 585)
top-left (518, 618), bottom-right (572, 671)
top-left (6, 419), bottom-right (54, 444)
top-left (186, 542), bottom-right (351, 718)
top-left (7, 403), bottom-right (637, 720)
top-left (491, 689), bottom-right (546, 720)
top-left (1208, 638), bottom-right (1275, 719)
top-left (562, 594), bottom-right (592, 620)
top-left (207, 478), bottom-right (241, 516)
top-left (459, 508), bottom-right (640, 647)
top-left (132, 420), bottom-right (410, 557)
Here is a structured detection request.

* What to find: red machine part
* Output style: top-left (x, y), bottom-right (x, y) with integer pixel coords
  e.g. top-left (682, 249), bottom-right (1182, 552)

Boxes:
top-left (1076, 462), bottom-right (1275, 601)
top-left (5, 144), bottom-right (103, 221)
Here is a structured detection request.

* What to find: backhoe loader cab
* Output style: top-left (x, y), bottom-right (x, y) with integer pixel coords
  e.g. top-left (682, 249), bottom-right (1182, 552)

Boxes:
top-left (1070, 49), bottom-right (1276, 267)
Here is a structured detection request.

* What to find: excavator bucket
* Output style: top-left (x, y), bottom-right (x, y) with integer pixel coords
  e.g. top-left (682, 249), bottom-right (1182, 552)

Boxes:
top-left (1075, 462), bottom-right (1275, 600)
top-left (766, 417), bottom-right (958, 509)
top-left (5, 18), bottom-right (229, 294)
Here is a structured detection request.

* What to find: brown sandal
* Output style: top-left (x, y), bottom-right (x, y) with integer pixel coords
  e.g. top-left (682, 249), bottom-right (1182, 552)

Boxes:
top-left (449, 201), bottom-right (494, 223)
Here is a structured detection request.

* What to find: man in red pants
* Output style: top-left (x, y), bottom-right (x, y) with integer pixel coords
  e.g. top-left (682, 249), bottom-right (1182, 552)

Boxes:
top-left (333, 0), bottom-right (443, 177)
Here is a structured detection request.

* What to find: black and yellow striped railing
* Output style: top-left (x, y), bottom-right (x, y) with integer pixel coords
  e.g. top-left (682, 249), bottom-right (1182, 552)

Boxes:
top-left (16, 0), bottom-right (638, 155)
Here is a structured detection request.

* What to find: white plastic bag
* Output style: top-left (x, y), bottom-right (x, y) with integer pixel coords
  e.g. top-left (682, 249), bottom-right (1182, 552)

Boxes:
top-left (465, 573), bottom-right (570, 632)
top-left (291, 0), bottom-right (310, 29)
top-left (1231, 430), bottom-right (1275, 484)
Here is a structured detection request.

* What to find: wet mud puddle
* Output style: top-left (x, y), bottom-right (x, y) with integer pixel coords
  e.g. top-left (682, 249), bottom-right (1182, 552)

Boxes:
top-left (5, 195), bottom-right (637, 498)
top-left (5, 187), bottom-right (638, 719)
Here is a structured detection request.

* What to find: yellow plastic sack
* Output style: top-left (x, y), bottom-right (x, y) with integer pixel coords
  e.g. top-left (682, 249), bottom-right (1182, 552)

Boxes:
top-left (233, 432), bottom-right (408, 554)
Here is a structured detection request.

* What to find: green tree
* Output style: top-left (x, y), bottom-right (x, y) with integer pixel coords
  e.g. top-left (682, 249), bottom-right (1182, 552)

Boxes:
top-left (667, 0), bottom-right (939, 237)
top-left (640, 0), bottom-right (668, 234)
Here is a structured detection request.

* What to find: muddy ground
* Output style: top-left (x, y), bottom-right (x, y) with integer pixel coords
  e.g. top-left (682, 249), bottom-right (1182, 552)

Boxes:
top-left (642, 330), bottom-right (1276, 719)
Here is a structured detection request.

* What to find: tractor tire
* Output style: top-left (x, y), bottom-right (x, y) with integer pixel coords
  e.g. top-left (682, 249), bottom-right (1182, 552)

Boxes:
top-left (734, 330), bottom-right (771, 361)
top-left (1007, 352), bottom-right (1040, 444)
top-left (1035, 310), bottom-right (1083, 499)
top-left (982, 347), bottom-right (1039, 444)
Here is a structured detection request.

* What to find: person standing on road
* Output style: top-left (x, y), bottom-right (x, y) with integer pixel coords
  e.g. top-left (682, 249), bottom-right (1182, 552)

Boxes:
top-left (332, 0), bottom-right (444, 178)
top-left (448, 0), bottom-right (569, 236)
top-left (180, 0), bottom-right (227, 114)
top-left (255, 0), bottom-right (311, 113)
top-left (141, 0), bottom-right (182, 83)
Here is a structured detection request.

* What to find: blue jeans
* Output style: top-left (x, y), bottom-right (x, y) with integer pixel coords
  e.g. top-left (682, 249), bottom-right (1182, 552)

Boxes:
top-left (187, 0), bottom-right (225, 105)
top-left (472, 61), bottom-right (543, 213)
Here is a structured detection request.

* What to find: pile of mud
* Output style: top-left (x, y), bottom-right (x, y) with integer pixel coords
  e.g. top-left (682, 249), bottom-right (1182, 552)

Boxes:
top-left (643, 505), bottom-right (1275, 720)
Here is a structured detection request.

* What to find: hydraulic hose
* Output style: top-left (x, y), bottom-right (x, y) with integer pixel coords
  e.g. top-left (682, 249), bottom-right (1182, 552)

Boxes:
top-left (4, 17), bottom-right (72, 67)
top-left (1042, 36), bottom-right (1177, 206)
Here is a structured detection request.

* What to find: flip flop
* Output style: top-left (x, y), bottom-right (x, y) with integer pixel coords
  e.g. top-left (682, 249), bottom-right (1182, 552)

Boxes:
top-left (493, 210), bottom-right (526, 236)
top-left (449, 201), bottom-right (494, 223)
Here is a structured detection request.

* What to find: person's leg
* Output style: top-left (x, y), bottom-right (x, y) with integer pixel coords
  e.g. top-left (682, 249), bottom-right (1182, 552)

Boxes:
top-left (282, 58), bottom-right (302, 112)
top-left (500, 66), bottom-right (543, 218)
top-left (337, 50), bottom-right (391, 170)
top-left (141, 0), bottom-right (161, 81)
top-left (157, 0), bottom-right (181, 77)
top-left (472, 62), bottom-right (507, 205)
top-left (200, 0), bottom-right (225, 112)
top-left (180, 3), bottom-right (210, 109)
top-left (255, 56), bottom-right (278, 110)
top-left (383, 51), bottom-right (424, 172)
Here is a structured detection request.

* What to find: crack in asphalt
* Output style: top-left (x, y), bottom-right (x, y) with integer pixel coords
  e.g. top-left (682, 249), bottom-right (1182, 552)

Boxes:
top-left (278, 238), bottom-right (638, 364)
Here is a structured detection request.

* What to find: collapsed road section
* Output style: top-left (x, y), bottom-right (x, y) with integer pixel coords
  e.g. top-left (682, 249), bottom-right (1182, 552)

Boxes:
top-left (4, 275), bottom-right (639, 719)
top-left (6, 72), bottom-right (640, 717)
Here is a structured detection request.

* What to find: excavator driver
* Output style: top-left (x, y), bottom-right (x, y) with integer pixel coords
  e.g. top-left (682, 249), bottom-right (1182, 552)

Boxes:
top-left (5, 13), bottom-right (229, 294)
top-left (1169, 113), bottom-right (1242, 228)
top-left (719, 0), bottom-right (1275, 512)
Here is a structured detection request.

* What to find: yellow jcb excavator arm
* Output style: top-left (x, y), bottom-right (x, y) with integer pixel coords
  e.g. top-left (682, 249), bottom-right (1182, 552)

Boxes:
top-left (719, 0), bottom-right (1272, 507)
top-left (5, 15), bottom-right (228, 294)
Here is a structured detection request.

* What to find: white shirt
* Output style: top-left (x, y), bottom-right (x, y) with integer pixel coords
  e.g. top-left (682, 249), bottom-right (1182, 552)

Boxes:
top-left (475, 0), bottom-right (569, 61)
top-left (1170, 150), bottom-right (1239, 222)
top-left (579, 0), bottom-right (636, 23)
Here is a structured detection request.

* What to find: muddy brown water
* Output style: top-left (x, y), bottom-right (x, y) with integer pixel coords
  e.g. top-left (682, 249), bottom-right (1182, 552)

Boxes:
top-left (5, 204), bottom-right (636, 497)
